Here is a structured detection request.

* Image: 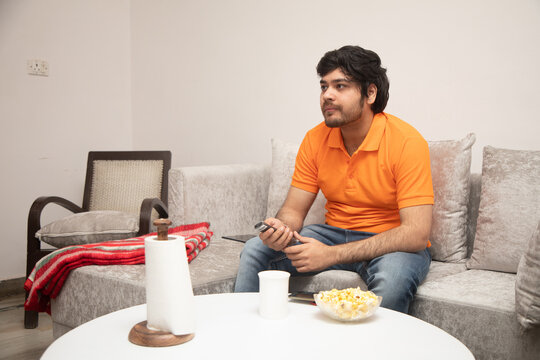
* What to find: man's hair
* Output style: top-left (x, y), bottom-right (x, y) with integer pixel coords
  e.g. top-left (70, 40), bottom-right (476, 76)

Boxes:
top-left (316, 45), bottom-right (390, 114)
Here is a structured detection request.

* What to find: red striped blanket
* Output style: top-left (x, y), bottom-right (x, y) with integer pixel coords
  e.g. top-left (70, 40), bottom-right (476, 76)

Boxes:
top-left (24, 222), bottom-right (212, 314)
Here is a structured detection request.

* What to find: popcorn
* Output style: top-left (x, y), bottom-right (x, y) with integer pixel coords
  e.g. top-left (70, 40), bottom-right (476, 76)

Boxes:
top-left (317, 287), bottom-right (380, 320)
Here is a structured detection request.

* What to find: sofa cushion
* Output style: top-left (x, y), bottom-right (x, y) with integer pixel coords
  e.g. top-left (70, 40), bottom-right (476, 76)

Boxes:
top-left (428, 133), bottom-right (475, 262)
top-left (465, 173), bottom-right (482, 258)
top-left (266, 138), bottom-right (326, 225)
top-left (416, 269), bottom-right (516, 312)
top-left (423, 261), bottom-right (467, 283)
top-left (410, 269), bottom-right (540, 360)
top-left (36, 210), bottom-right (139, 248)
top-left (516, 221), bottom-right (540, 330)
top-left (467, 146), bottom-right (540, 273)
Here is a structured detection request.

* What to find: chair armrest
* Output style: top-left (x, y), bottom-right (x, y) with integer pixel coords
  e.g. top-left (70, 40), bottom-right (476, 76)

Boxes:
top-left (27, 196), bottom-right (84, 275)
top-left (138, 198), bottom-right (169, 235)
top-left (169, 164), bottom-right (271, 239)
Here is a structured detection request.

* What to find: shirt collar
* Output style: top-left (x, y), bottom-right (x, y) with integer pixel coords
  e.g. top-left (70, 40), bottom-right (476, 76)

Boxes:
top-left (359, 112), bottom-right (386, 151)
top-left (328, 113), bottom-right (387, 151)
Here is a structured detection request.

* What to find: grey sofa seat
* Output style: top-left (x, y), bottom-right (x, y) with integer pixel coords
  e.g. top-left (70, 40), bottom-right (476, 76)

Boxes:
top-left (423, 261), bottom-right (467, 282)
top-left (51, 257), bottom-right (467, 338)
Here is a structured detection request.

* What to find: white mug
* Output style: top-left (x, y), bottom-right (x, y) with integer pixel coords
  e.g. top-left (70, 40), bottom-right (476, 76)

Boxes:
top-left (258, 270), bottom-right (290, 319)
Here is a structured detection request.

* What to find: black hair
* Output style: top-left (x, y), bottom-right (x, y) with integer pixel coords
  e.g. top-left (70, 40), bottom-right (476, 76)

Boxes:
top-left (316, 45), bottom-right (390, 114)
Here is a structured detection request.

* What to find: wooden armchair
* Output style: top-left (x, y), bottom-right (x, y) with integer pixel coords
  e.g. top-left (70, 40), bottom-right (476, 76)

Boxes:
top-left (25, 151), bottom-right (171, 328)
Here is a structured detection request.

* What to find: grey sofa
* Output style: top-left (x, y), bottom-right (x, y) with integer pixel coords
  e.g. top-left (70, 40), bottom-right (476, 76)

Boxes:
top-left (51, 138), bottom-right (540, 360)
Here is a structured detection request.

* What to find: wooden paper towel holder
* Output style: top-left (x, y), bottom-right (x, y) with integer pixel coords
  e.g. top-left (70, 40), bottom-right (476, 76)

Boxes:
top-left (128, 321), bottom-right (195, 347)
top-left (128, 218), bottom-right (195, 347)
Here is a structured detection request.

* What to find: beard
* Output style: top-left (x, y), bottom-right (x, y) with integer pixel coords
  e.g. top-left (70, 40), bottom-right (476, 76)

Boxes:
top-left (322, 98), bottom-right (364, 128)
top-left (324, 110), bottom-right (348, 128)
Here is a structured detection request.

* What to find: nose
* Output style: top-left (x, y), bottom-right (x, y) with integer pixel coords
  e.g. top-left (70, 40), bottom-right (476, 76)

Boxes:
top-left (322, 88), bottom-right (336, 102)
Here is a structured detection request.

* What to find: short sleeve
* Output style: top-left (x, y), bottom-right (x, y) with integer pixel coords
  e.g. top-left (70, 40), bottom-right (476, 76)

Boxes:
top-left (291, 133), bottom-right (319, 194)
top-left (395, 136), bottom-right (434, 208)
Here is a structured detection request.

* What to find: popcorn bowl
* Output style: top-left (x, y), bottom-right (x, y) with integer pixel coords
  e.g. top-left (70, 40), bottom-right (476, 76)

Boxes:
top-left (314, 288), bottom-right (382, 322)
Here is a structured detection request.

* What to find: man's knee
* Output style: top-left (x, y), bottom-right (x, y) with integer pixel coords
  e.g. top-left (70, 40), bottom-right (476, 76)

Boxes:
top-left (368, 270), bottom-right (418, 311)
top-left (364, 250), bottom-right (430, 313)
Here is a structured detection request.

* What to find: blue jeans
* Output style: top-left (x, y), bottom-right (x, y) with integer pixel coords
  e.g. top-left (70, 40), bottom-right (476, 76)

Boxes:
top-left (234, 224), bottom-right (431, 313)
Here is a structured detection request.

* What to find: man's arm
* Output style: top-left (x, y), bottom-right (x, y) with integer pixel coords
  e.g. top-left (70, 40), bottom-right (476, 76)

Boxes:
top-left (260, 186), bottom-right (317, 252)
top-left (284, 204), bottom-right (432, 272)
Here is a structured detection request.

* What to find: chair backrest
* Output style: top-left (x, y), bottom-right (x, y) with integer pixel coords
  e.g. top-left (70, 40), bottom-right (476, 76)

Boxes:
top-left (82, 151), bottom-right (171, 215)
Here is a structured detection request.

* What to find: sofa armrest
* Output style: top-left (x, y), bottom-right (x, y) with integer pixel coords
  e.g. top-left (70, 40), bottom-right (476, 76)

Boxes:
top-left (168, 164), bottom-right (271, 239)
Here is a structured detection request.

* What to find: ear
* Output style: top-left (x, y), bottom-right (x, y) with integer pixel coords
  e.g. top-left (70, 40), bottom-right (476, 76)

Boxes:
top-left (366, 84), bottom-right (377, 105)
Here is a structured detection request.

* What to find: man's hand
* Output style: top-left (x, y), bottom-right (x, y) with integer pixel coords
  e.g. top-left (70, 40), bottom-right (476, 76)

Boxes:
top-left (283, 232), bottom-right (337, 272)
top-left (259, 218), bottom-right (295, 252)
top-left (260, 186), bottom-right (317, 252)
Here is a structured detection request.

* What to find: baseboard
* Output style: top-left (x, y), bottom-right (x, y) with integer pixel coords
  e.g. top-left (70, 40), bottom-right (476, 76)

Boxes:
top-left (0, 277), bottom-right (25, 298)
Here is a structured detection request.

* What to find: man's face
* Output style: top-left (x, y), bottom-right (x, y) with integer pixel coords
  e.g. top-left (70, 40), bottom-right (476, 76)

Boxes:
top-left (320, 68), bottom-right (365, 128)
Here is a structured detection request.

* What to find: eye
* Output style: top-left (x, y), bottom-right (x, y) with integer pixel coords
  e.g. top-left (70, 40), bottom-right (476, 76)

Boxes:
top-left (320, 85), bottom-right (328, 92)
top-left (337, 83), bottom-right (347, 89)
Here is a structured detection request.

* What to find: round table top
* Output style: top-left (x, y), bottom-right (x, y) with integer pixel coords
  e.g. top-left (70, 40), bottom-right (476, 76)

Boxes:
top-left (42, 293), bottom-right (474, 360)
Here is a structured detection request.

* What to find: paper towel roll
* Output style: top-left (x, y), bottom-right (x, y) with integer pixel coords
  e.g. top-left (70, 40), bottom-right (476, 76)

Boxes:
top-left (145, 235), bottom-right (196, 335)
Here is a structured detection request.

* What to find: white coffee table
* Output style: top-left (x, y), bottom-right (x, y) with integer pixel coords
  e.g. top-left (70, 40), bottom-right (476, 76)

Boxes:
top-left (41, 293), bottom-right (474, 359)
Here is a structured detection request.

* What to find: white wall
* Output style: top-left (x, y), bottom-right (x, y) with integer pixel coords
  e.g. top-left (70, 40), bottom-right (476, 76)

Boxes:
top-left (131, 0), bottom-right (540, 173)
top-left (2, 0), bottom-right (539, 280)
top-left (0, 0), bottom-right (132, 280)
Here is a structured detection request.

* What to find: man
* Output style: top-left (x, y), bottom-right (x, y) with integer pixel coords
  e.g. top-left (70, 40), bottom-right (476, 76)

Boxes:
top-left (234, 45), bottom-right (434, 313)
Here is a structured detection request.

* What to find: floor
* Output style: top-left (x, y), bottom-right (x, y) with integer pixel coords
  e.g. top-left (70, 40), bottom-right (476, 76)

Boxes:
top-left (0, 294), bottom-right (54, 360)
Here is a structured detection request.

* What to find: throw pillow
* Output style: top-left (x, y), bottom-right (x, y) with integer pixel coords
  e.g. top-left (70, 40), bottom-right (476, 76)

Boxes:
top-left (516, 221), bottom-right (540, 330)
top-left (266, 139), bottom-right (326, 226)
top-left (427, 133), bottom-right (476, 262)
top-left (467, 146), bottom-right (540, 273)
top-left (36, 210), bottom-right (139, 248)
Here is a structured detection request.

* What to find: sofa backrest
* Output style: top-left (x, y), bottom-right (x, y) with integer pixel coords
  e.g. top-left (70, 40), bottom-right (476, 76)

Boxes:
top-left (168, 164), bottom-right (271, 240)
top-left (167, 162), bottom-right (482, 262)
top-left (267, 135), bottom-right (477, 262)
top-left (168, 137), bottom-right (481, 262)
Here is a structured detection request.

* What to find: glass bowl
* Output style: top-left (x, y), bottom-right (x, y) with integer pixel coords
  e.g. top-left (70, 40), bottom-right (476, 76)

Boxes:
top-left (314, 288), bottom-right (382, 322)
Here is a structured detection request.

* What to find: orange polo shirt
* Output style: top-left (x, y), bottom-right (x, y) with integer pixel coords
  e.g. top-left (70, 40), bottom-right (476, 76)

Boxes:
top-left (291, 112), bottom-right (434, 234)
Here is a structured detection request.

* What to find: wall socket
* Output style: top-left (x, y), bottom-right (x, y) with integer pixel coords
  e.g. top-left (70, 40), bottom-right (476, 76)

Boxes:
top-left (27, 59), bottom-right (49, 76)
